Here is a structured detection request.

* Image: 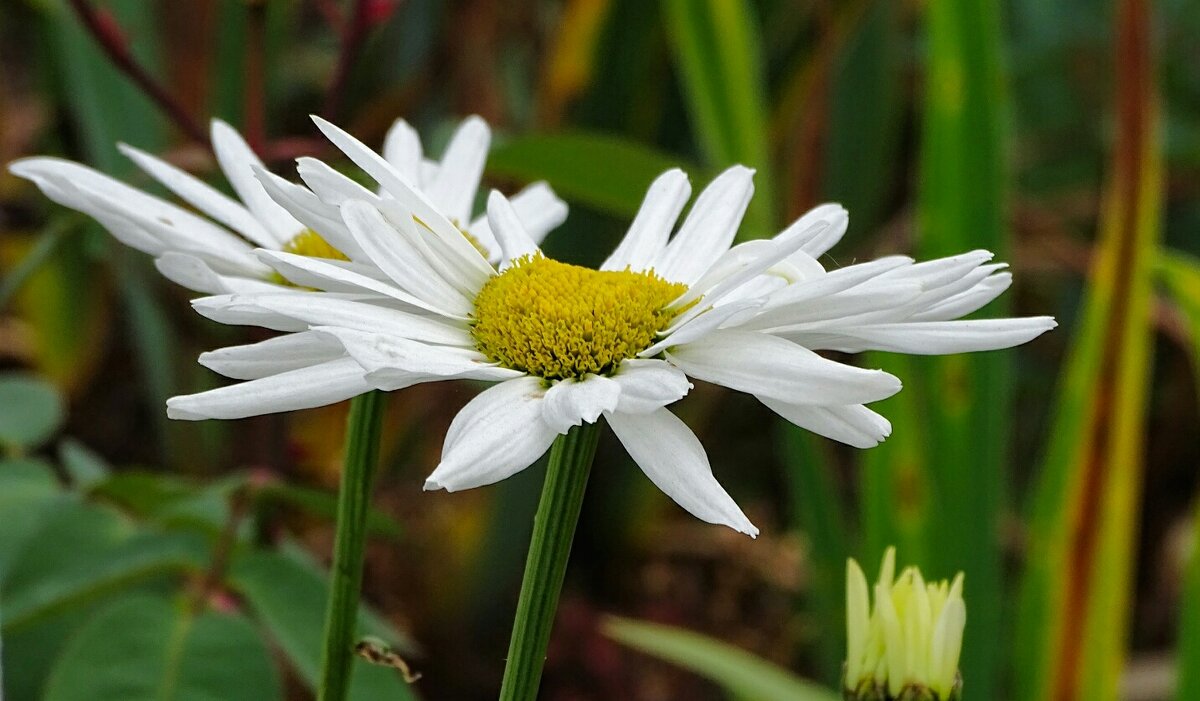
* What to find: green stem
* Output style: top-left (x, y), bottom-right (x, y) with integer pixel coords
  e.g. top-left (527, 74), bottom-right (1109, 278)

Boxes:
top-left (498, 422), bottom-right (602, 701)
top-left (318, 390), bottom-right (386, 701)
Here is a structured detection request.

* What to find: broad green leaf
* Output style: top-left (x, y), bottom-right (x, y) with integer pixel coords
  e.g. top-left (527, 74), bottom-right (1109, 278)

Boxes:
top-left (57, 438), bottom-right (111, 490)
top-left (603, 616), bottom-right (838, 701)
top-left (662, 0), bottom-right (774, 240)
top-left (1178, 506), bottom-right (1200, 700)
top-left (1, 499), bottom-right (206, 632)
top-left (229, 549), bottom-right (418, 701)
top-left (0, 373), bottom-right (65, 450)
top-left (487, 132), bottom-right (695, 217)
top-left (1016, 5), bottom-right (1162, 698)
top-left (42, 593), bottom-right (281, 701)
top-left (0, 459), bottom-right (61, 580)
top-left (2, 602), bottom-right (101, 701)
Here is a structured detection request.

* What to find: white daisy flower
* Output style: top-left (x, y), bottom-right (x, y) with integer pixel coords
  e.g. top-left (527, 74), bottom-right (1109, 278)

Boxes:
top-left (166, 142), bottom-right (1055, 537)
top-left (8, 116), bottom-right (566, 293)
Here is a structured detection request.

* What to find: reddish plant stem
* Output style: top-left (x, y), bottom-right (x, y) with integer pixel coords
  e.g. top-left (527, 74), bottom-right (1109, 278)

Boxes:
top-left (321, 0), bottom-right (372, 121)
top-left (66, 0), bottom-right (209, 146)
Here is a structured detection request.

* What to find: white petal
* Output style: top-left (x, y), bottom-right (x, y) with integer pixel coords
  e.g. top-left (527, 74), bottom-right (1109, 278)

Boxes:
top-left (773, 203), bottom-right (849, 258)
top-left (312, 326), bottom-right (521, 390)
top-left (541, 375), bottom-right (620, 434)
top-left (119, 143), bottom-right (275, 249)
top-left (610, 359), bottom-right (692, 414)
top-left (909, 272), bottom-right (1012, 321)
top-left (601, 169), bottom-right (690, 272)
top-left (762, 255), bottom-right (914, 310)
top-left (795, 317), bottom-right (1058, 354)
top-left (425, 377), bottom-right (557, 491)
top-left (199, 331), bottom-right (344, 379)
top-left (758, 397), bottom-right (892, 449)
top-left (381, 118), bottom-right (423, 182)
top-left (210, 119), bottom-right (303, 243)
top-left (653, 165), bottom-right (755, 284)
top-left (154, 253), bottom-right (281, 295)
top-left (877, 249), bottom-right (994, 288)
top-left (296, 156), bottom-right (379, 206)
top-left (310, 116), bottom-right (494, 284)
top-left (256, 249), bottom-right (465, 317)
top-left (340, 199), bottom-right (473, 316)
top-left (192, 294), bottom-right (308, 332)
top-left (427, 115), bottom-right (490, 223)
top-left (167, 357), bottom-right (370, 420)
top-left (487, 190), bottom-right (540, 268)
top-left (606, 408), bottom-right (757, 536)
top-left (251, 166), bottom-right (367, 261)
top-left (665, 330), bottom-right (902, 405)
top-left (742, 282), bottom-right (923, 331)
top-left (642, 298), bottom-right (764, 357)
top-left (214, 292), bottom-right (472, 346)
top-left (467, 181), bottom-right (569, 261)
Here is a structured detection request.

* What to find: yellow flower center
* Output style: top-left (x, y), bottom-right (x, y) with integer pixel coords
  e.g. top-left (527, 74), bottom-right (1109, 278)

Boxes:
top-left (271, 229), bottom-right (348, 286)
top-left (471, 255), bottom-right (687, 380)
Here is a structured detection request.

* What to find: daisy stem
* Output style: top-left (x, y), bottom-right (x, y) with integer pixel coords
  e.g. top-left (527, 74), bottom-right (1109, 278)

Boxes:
top-left (499, 422), bottom-right (603, 701)
top-left (318, 390), bottom-right (385, 701)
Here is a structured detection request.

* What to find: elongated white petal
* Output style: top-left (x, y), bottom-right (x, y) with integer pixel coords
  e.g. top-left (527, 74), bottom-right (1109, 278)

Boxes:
top-left (425, 377), bottom-right (557, 491)
top-left (654, 166), bottom-right (755, 284)
top-left (193, 294), bottom-right (308, 331)
top-left (310, 115), bottom-right (494, 285)
top-left (213, 292), bottom-right (472, 346)
top-left (340, 199), bottom-right (473, 316)
top-left (606, 408), bottom-right (757, 537)
top-left (771, 203), bottom-right (849, 259)
top-left (909, 272), bottom-right (1012, 321)
top-left (251, 166), bottom-right (367, 261)
top-left (210, 120), bottom-right (303, 243)
top-left (487, 190), bottom-right (540, 268)
top-left (610, 359), bottom-right (692, 414)
top-left (468, 181), bottom-right (569, 261)
top-left (119, 143), bottom-right (276, 249)
top-left (427, 116), bottom-right (490, 223)
top-left (155, 253), bottom-right (281, 295)
top-left (167, 357), bottom-right (370, 420)
top-left (787, 317), bottom-right (1058, 354)
top-left (313, 326), bottom-right (521, 390)
top-left (642, 298), bottom-right (764, 357)
top-left (296, 156), bottom-right (379, 206)
top-left (381, 118), bottom-right (422, 182)
top-left (541, 375), bottom-right (620, 434)
top-left (602, 169), bottom-right (691, 272)
top-left (744, 282), bottom-right (923, 331)
top-left (666, 330), bottom-right (902, 405)
top-left (256, 249), bottom-right (464, 317)
top-left (877, 249), bottom-right (993, 289)
top-left (199, 331), bottom-right (344, 379)
top-left (762, 255), bottom-right (914, 310)
top-left (758, 396), bottom-right (892, 448)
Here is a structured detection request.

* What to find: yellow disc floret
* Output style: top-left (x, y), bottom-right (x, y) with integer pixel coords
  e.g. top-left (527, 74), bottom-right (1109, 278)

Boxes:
top-left (471, 254), bottom-right (687, 380)
top-left (271, 229), bottom-right (348, 286)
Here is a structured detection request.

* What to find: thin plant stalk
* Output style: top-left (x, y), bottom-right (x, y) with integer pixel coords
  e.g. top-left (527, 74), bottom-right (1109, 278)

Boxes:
top-left (498, 422), bottom-right (603, 701)
top-left (318, 390), bottom-right (387, 701)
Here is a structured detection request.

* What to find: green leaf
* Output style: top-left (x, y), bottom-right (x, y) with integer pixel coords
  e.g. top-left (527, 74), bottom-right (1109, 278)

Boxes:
top-left (257, 482), bottom-right (402, 539)
top-left (1016, 4), bottom-right (1162, 697)
top-left (662, 0), bottom-right (774, 239)
top-left (1, 499), bottom-right (206, 632)
top-left (0, 374), bottom-right (65, 450)
top-left (603, 617), bottom-right (839, 701)
top-left (0, 459), bottom-right (61, 581)
top-left (57, 438), bottom-right (111, 490)
top-left (229, 549), bottom-right (418, 701)
top-left (487, 132), bottom-right (696, 217)
top-left (42, 593), bottom-right (282, 701)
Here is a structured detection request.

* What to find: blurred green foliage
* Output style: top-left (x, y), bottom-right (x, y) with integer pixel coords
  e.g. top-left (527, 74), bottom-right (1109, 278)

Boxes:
top-left (2, 0), bottom-right (1199, 699)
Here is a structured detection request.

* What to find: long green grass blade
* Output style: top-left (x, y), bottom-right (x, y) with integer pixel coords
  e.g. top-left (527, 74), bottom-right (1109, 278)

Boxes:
top-left (603, 617), bottom-right (839, 701)
top-left (1179, 506), bottom-right (1200, 700)
top-left (912, 1), bottom-right (1011, 698)
top-left (662, 0), bottom-right (773, 240)
top-left (1016, 1), bottom-right (1161, 698)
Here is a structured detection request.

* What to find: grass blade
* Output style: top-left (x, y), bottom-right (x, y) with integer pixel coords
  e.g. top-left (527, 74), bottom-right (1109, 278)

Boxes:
top-left (1015, 0), bottom-right (1162, 698)
top-left (603, 616), bottom-right (839, 701)
top-left (662, 0), bottom-right (774, 239)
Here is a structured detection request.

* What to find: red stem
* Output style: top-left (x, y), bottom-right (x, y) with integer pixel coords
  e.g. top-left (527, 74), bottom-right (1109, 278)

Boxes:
top-left (66, 0), bottom-right (210, 147)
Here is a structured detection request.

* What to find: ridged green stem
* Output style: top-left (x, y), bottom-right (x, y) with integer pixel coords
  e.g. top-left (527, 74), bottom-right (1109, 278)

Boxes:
top-left (498, 422), bottom-right (602, 701)
top-left (318, 390), bottom-right (386, 701)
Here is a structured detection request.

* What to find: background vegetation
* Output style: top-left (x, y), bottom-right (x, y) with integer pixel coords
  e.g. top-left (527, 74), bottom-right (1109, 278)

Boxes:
top-left (1, 0), bottom-right (1198, 699)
